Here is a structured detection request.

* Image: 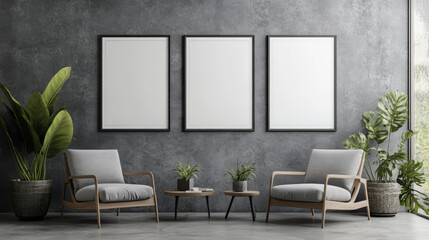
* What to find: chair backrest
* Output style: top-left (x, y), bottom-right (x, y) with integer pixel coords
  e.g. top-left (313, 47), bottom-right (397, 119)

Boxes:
top-left (304, 149), bottom-right (364, 191)
top-left (65, 149), bottom-right (125, 192)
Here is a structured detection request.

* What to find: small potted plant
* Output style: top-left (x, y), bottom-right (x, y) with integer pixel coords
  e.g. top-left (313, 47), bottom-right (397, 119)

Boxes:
top-left (173, 161), bottom-right (202, 191)
top-left (226, 159), bottom-right (256, 192)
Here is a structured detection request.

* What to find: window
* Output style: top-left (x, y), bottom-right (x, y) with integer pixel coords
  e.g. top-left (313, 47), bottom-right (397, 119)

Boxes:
top-left (410, 0), bottom-right (429, 215)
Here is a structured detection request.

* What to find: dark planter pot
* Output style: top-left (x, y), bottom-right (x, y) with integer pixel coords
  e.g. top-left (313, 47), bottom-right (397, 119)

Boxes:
top-left (177, 178), bottom-right (194, 191)
top-left (233, 181), bottom-right (247, 192)
top-left (367, 181), bottom-right (401, 217)
top-left (10, 179), bottom-right (52, 220)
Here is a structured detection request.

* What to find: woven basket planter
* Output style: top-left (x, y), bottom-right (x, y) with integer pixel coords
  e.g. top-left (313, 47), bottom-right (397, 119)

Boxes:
top-left (367, 181), bottom-right (401, 217)
top-left (10, 179), bottom-right (52, 220)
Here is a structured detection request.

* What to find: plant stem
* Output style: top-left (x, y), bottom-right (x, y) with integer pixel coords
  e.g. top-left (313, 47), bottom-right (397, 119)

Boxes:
top-left (366, 155), bottom-right (376, 181)
top-left (387, 128), bottom-right (391, 156)
top-left (386, 127), bottom-right (392, 182)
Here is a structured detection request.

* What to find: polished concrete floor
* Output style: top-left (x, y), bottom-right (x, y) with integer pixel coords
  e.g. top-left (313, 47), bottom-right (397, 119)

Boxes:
top-left (0, 212), bottom-right (427, 240)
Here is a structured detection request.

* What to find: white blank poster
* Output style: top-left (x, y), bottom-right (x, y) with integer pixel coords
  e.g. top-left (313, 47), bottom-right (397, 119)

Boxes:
top-left (101, 36), bottom-right (169, 131)
top-left (185, 36), bottom-right (254, 131)
top-left (268, 36), bottom-right (336, 131)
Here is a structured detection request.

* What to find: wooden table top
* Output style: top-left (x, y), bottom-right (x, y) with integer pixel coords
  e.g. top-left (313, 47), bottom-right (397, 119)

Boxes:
top-left (164, 190), bottom-right (216, 197)
top-left (224, 191), bottom-right (260, 197)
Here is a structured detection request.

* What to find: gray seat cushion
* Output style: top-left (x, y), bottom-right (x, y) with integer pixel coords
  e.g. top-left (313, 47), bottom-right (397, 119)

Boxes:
top-left (66, 149), bottom-right (125, 192)
top-left (304, 149), bottom-right (364, 191)
top-left (75, 184), bottom-right (154, 203)
top-left (271, 183), bottom-right (351, 202)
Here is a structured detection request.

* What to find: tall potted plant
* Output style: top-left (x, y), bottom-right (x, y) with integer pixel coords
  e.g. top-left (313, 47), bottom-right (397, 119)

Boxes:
top-left (0, 67), bottom-right (73, 220)
top-left (344, 91), bottom-right (429, 216)
top-left (173, 161), bottom-right (202, 191)
top-left (225, 160), bottom-right (256, 192)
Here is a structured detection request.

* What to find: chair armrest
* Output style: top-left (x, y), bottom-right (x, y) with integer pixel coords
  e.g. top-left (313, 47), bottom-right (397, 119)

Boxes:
top-left (67, 175), bottom-right (98, 181)
top-left (272, 171), bottom-right (307, 177)
top-left (269, 171), bottom-right (306, 197)
top-left (322, 174), bottom-right (367, 202)
top-left (65, 175), bottom-right (99, 203)
top-left (123, 171), bottom-right (153, 177)
top-left (123, 171), bottom-right (156, 192)
top-left (324, 174), bottom-right (366, 184)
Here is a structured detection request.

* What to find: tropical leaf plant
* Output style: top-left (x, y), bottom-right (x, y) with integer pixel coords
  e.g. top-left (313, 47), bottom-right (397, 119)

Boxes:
top-left (362, 111), bottom-right (388, 144)
top-left (343, 91), bottom-right (429, 214)
top-left (173, 161), bottom-right (202, 181)
top-left (225, 159), bottom-right (256, 182)
top-left (398, 160), bottom-right (429, 215)
top-left (343, 132), bottom-right (375, 180)
top-left (0, 67), bottom-right (73, 180)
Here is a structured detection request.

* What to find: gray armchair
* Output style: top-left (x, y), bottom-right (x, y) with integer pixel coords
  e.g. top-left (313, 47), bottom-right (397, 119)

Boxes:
top-left (61, 149), bottom-right (159, 228)
top-left (266, 149), bottom-right (370, 228)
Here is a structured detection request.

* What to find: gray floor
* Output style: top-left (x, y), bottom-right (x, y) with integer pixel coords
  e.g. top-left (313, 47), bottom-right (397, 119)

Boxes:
top-left (0, 212), bottom-right (427, 240)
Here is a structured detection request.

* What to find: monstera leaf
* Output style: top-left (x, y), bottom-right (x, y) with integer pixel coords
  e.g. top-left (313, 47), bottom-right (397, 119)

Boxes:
top-left (41, 110), bottom-right (73, 158)
top-left (398, 130), bottom-right (417, 151)
top-left (343, 132), bottom-right (372, 153)
top-left (362, 111), bottom-right (388, 144)
top-left (42, 67), bottom-right (71, 114)
top-left (398, 160), bottom-right (429, 215)
top-left (376, 91), bottom-right (408, 132)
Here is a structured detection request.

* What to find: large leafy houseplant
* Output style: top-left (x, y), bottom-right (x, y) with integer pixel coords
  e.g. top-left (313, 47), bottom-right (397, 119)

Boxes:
top-left (0, 67), bottom-right (73, 181)
top-left (343, 91), bottom-right (429, 214)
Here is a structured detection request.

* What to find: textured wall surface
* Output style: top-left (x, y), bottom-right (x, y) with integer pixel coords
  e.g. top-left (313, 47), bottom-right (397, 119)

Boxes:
top-left (0, 0), bottom-right (408, 213)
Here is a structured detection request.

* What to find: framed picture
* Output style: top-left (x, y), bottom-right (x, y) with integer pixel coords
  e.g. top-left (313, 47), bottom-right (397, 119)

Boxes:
top-left (183, 35), bottom-right (254, 131)
top-left (99, 35), bottom-right (170, 131)
top-left (267, 35), bottom-right (336, 131)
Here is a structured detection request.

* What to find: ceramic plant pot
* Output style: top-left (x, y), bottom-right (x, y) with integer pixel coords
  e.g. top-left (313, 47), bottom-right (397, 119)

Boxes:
top-left (367, 181), bottom-right (401, 217)
top-left (177, 178), bottom-right (194, 191)
top-left (10, 179), bottom-right (52, 220)
top-left (233, 181), bottom-right (247, 192)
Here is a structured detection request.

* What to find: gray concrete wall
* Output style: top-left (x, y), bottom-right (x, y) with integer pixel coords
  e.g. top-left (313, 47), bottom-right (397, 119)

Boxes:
top-left (0, 0), bottom-right (408, 212)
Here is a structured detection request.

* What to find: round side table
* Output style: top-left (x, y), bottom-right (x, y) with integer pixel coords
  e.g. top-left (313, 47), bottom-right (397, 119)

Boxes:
top-left (224, 191), bottom-right (260, 221)
top-left (165, 190), bottom-right (216, 219)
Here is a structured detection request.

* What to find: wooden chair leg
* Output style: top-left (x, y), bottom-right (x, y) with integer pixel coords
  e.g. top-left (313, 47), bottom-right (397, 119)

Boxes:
top-left (266, 198), bottom-right (271, 222)
top-left (97, 207), bottom-right (101, 228)
top-left (363, 182), bottom-right (371, 220)
top-left (154, 197), bottom-right (159, 223)
top-left (60, 181), bottom-right (66, 218)
top-left (117, 208), bottom-right (120, 216)
top-left (96, 199), bottom-right (101, 228)
top-left (311, 208), bottom-right (315, 216)
top-left (321, 207), bottom-right (326, 229)
top-left (366, 204), bottom-right (371, 220)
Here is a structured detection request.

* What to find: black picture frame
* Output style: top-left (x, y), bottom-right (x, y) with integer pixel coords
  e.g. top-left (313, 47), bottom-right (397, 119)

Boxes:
top-left (266, 35), bottom-right (337, 132)
top-left (99, 35), bottom-right (170, 132)
top-left (183, 35), bottom-right (255, 132)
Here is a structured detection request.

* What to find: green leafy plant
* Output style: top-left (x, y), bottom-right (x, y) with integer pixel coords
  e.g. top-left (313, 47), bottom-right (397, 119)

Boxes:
top-left (225, 159), bottom-right (256, 182)
top-left (343, 91), bottom-right (429, 214)
top-left (397, 160), bottom-right (429, 214)
top-left (0, 67), bottom-right (73, 181)
top-left (173, 161), bottom-right (202, 181)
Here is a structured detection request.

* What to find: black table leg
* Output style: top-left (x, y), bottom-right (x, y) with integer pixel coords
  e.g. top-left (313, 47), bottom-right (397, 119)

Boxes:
top-left (225, 196), bottom-right (235, 219)
top-left (175, 196), bottom-right (179, 220)
top-left (206, 196), bottom-right (211, 218)
top-left (249, 196), bottom-right (255, 221)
